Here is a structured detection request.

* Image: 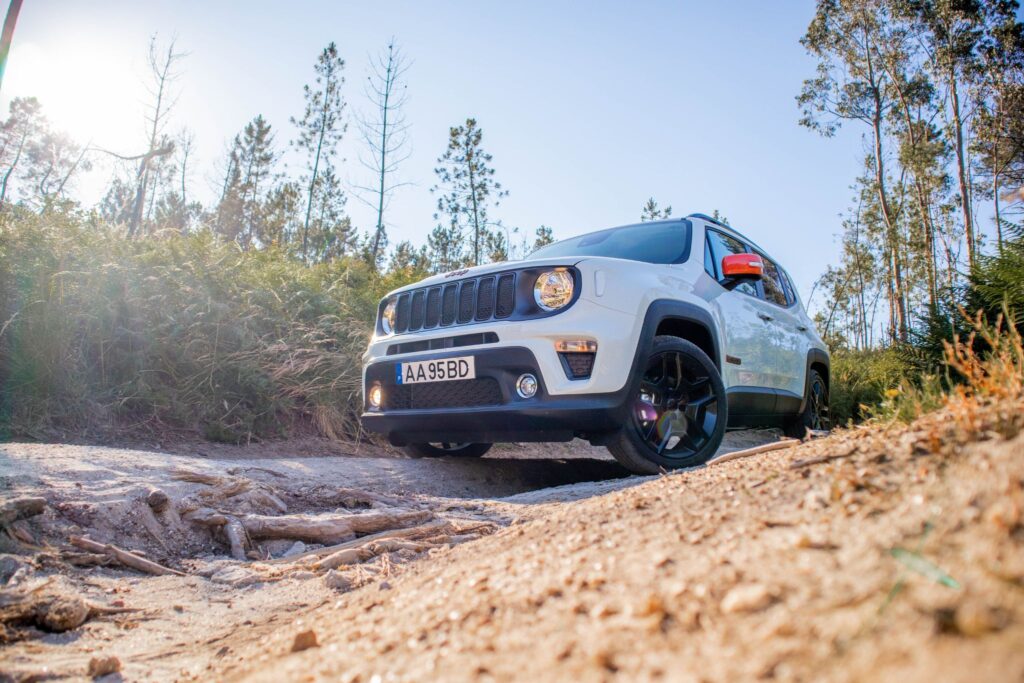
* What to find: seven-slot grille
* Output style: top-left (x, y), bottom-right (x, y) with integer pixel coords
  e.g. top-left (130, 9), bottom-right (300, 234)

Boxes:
top-left (391, 272), bottom-right (517, 334)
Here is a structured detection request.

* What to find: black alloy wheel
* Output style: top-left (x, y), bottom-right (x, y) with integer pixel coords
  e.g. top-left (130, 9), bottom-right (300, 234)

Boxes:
top-left (608, 336), bottom-right (728, 474)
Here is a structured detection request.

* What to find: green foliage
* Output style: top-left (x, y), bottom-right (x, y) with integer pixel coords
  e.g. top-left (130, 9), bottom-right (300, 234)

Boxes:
top-left (828, 347), bottom-right (912, 425)
top-left (0, 208), bottom-right (407, 442)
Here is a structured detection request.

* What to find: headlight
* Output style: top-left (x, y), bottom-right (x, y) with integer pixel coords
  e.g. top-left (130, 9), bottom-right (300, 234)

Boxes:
top-left (534, 270), bottom-right (575, 311)
top-left (381, 299), bottom-right (397, 335)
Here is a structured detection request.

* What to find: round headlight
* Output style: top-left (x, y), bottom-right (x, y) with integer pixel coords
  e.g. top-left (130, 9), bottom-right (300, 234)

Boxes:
top-left (381, 299), bottom-right (397, 335)
top-left (534, 270), bottom-right (575, 311)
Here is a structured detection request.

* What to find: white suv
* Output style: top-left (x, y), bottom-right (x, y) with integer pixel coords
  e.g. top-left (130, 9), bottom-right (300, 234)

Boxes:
top-left (361, 214), bottom-right (830, 474)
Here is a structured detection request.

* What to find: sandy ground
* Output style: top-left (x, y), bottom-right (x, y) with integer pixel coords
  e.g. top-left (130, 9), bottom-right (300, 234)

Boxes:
top-left (1, 415), bottom-right (1022, 682)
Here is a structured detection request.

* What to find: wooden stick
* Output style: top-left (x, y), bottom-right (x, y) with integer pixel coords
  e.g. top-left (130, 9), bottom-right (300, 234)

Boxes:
top-left (69, 536), bottom-right (186, 577)
top-left (710, 439), bottom-right (800, 466)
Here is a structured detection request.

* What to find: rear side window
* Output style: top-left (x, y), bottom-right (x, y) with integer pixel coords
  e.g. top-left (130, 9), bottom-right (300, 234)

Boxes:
top-left (705, 229), bottom-right (757, 297)
top-left (760, 256), bottom-right (789, 307)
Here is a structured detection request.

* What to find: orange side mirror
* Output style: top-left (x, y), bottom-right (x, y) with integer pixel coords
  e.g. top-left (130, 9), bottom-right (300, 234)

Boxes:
top-left (721, 253), bottom-right (764, 279)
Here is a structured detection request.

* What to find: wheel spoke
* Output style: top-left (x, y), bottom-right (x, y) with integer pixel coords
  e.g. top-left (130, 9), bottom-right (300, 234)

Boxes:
top-left (656, 422), bottom-right (673, 454)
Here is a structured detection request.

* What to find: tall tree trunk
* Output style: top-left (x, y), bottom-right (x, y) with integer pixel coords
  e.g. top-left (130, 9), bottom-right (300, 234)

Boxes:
top-left (302, 109), bottom-right (328, 262)
top-left (949, 72), bottom-right (975, 268)
top-left (0, 0), bottom-right (23, 95)
top-left (0, 132), bottom-right (26, 206)
top-left (370, 60), bottom-right (392, 268)
top-left (467, 154), bottom-right (481, 266)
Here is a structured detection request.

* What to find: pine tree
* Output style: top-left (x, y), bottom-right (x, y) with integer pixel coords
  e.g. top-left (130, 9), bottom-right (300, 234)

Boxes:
top-left (354, 40), bottom-right (411, 270)
top-left (431, 118), bottom-right (507, 267)
top-left (640, 197), bottom-right (672, 221)
top-left (292, 42), bottom-right (347, 261)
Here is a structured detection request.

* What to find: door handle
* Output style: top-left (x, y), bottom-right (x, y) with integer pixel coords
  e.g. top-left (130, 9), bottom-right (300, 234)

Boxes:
top-left (797, 325), bottom-right (808, 332)
top-left (757, 312), bottom-right (773, 322)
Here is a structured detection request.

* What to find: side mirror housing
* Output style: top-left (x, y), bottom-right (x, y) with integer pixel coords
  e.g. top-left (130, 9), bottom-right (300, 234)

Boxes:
top-left (720, 253), bottom-right (764, 290)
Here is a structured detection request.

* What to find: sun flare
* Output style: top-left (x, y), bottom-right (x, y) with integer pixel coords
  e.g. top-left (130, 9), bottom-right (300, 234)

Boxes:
top-left (3, 38), bottom-right (146, 151)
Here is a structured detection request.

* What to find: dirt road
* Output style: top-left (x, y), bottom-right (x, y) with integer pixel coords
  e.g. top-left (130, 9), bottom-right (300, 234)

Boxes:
top-left (1, 417), bottom-right (1022, 682)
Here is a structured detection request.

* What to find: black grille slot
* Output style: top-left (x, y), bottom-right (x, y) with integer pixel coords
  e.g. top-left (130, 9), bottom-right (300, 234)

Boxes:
top-left (457, 281), bottom-right (475, 323)
top-left (395, 293), bottom-right (411, 333)
top-left (385, 378), bottom-right (503, 410)
top-left (409, 291), bottom-right (425, 331)
top-left (424, 288), bottom-right (441, 328)
top-left (441, 284), bottom-right (458, 326)
top-left (495, 274), bottom-right (515, 318)
top-left (560, 352), bottom-right (596, 379)
top-left (475, 277), bottom-right (495, 320)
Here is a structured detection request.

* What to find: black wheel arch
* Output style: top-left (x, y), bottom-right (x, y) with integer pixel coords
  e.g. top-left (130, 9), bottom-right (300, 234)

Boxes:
top-left (800, 347), bottom-right (830, 413)
top-left (640, 299), bottom-right (722, 372)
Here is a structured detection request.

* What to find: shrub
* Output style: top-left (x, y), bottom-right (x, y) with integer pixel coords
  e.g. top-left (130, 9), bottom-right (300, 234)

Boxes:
top-left (0, 208), bottom-right (406, 442)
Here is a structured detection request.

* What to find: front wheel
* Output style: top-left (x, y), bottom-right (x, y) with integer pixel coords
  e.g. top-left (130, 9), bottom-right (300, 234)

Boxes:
top-left (607, 336), bottom-right (728, 474)
top-left (402, 442), bottom-right (492, 459)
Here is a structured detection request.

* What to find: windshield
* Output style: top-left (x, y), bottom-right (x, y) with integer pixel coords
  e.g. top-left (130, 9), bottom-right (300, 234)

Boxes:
top-left (527, 220), bottom-right (692, 264)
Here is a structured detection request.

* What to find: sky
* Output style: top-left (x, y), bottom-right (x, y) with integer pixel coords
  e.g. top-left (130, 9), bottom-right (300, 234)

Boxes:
top-left (4, 0), bottom-right (879, 309)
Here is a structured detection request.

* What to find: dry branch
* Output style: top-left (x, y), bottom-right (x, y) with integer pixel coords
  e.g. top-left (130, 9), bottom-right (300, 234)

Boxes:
top-left (710, 439), bottom-right (800, 466)
top-left (69, 536), bottom-right (185, 577)
top-left (267, 520), bottom-right (452, 565)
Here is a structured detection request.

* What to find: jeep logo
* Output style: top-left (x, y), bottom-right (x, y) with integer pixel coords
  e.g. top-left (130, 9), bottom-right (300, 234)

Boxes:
top-left (444, 269), bottom-right (470, 278)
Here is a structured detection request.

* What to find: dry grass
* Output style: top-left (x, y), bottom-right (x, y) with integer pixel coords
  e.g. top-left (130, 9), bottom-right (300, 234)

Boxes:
top-left (0, 208), bottom-right (400, 442)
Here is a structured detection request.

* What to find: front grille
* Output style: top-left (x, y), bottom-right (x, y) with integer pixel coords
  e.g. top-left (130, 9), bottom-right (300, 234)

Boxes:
top-left (393, 272), bottom-right (517, 334)
top-left (560, 352), bottom-right (596, 379)
top-left (384, 378), bottom-right (504, 410)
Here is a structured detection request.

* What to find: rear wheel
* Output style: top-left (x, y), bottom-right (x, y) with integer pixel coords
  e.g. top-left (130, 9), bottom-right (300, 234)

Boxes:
top-left (607, 336), bottom-right (728, 474)
top-left (402, 442), bottom-right (492, 459)
top-left (784, 370), bottom-right (830, 438)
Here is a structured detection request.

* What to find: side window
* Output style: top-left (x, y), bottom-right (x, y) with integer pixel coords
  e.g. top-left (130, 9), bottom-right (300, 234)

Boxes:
top-left (760, 256), bottom-right (789, 308)
top-left (703, 234), bottom-right (717, 278)
top-left (781, 271), bottom-right (798, 307)
top-left (706, 230), bottom-right (757, 297)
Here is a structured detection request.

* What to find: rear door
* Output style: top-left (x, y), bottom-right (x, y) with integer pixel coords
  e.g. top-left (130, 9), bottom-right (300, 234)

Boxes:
top-left (749, 253), bottom-right (807, 405)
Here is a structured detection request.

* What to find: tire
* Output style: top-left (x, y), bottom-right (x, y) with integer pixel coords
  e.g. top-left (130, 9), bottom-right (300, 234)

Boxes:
top-left (784, 369), bottom-right (830, 439)
top-left (607, 336), bottom-right (728, 474)
top-left (402, 442), bottom-right (492, 459)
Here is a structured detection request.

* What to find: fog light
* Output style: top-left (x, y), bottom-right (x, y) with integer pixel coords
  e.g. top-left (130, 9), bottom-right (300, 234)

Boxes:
top-left (515, 373), bottom-right (538, 399)
top-left (554, 339), bottom-right (597, 353)
top-left (368, 383), bottom-right (383, 409)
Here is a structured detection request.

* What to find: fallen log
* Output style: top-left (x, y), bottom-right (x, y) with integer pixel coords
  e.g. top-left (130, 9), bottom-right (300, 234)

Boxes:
top-left (69, 536), bottom-right (185, 577)
top-left (0, 497), bottom-right (46, 526)
top-left (186, 508), bottom-right (431, 546)
top-left (238, 510), bottom-right (430, 545)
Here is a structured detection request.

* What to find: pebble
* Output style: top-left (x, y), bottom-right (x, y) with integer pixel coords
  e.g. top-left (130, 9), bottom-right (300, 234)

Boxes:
top-left (323, 570), bottom-right (352, 591)
top-left (87, 655), bottom-right (121, 677)
top-left (283, 541), bottom-right (307, 558)
top-left (291, 629), bottom-right (319, 652)
top-left (721, 584), bottom-right (774, 614)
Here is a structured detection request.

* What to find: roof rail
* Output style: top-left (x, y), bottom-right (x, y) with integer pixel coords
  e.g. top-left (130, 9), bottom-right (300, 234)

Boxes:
top-left (686, 212), bottom-right (729, 228)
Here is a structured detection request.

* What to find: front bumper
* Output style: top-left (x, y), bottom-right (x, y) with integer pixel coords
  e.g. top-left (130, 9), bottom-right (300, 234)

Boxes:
top-left (361, 346), bottom-right (631, 446)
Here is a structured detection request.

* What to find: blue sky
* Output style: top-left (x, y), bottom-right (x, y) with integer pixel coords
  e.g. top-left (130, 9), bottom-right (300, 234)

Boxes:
top-left (6, 1), bottom-right (876, 308)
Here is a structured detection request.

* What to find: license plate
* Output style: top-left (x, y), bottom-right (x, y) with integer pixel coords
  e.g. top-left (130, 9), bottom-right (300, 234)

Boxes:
top-left (396, 356), bottom-right (475, 385)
